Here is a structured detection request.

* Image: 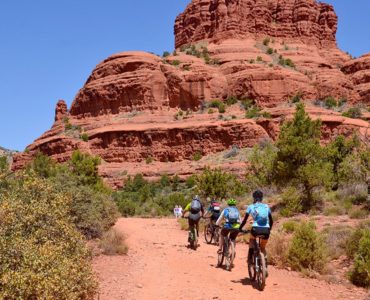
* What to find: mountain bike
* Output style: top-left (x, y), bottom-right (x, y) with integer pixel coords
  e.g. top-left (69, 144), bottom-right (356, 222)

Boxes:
top-left (217, 227), bottom-right (241, 271)
top-left (204, 218), bottom-right (220, 245)
top-left (182, 216), bottom-right (198, 250)
top-left (247, 232), bottom-right (267, 291)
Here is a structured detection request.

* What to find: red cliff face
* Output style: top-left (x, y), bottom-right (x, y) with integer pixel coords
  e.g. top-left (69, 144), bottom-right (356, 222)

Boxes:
top-left (174, 0), bottom-right (338, 49)
top-left (12, 0), bottom-right (370, 185)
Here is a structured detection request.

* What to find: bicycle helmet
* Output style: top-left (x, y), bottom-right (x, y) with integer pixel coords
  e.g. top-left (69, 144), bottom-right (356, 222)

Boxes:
top-left (253, 190), bottom-right (263, 202)
top-left (227, 198), bottom-right (237, 206)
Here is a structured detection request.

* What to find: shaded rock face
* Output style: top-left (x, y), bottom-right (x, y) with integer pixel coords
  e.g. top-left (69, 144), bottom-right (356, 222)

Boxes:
top-left (174, 0), bottom-right (338, 49)
top-left (342, 53), bottom-right (370, 104)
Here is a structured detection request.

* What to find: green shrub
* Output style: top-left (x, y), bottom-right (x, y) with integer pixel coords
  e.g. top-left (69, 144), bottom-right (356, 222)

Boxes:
top-left (256, 56), bottom-right (263, 62)
top-left (266, 48), bottom-right (274, 55)
top-left (0, 174), bottom-right (97, 299)
top-left (285, 58), bottom-right (295, 68)
top-left (280, 186), bottom-right (302, 217)
top-left (245, 106), bottom-right (261, 118)
top-left (193, 151), bottom-right (202, 161)
top-left (324, 96), bottom-right (337, 109)
top-left (209, 99), bottom-right (223, 109)
top-left (218, 103), bottom-right (226, 113)
top-left (288, 222), bottom-right (327, 272)
top-left (80, 133), bottom-right (89, 142)
top-left (241, 98), bottom-right (255, 110)
top-left (291, 92), bottom-right (302, 103)
top-left (186, 175), bottom-right (196, 188)
top-left (263, 37), bottom-right (270, 46)
top-left (0, 156), bottom-right (7, 172)
top-left (282, 220), bottom-right (299, 233)
top-left (146, 156), bottom-right (153, 164)
top-left (342, 107), bottom-right (362, 119)
top-left (27, 152), bottom-right (56, 178)
top-left (208, 108), bottom-right (215, 114)
top-left (350, 229), bottom-right (370, 287)
top-left (162, 51), bottom-right (170, 57)
top-left (249, 59), bottom-right (255, 64)
top-left (171, 60), bottom-right (181, 66)
top-left (323, 206), bottom-right (345, 216)
top-left (196, 167), bottom-right (243, 199)
top-left (226, 96), bottom-right (238, 106)
top-left (349, 207), bottom-right (368, 219)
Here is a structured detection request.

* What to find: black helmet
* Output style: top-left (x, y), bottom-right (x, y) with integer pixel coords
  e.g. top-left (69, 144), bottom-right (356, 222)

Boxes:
top-left (253, 190), bottom-right (263, 202)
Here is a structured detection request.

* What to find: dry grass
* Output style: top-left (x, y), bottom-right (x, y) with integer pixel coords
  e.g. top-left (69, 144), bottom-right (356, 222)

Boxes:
top-left (267, 230), bottom-right (290, 268)
top-left (322, 225), bottom-right (353, 259)
top-left (99, 228), bottom-right (128, 256)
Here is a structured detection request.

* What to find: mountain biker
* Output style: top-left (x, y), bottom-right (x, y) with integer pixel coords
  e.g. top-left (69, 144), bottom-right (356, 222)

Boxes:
top-left (215, 198), bottom-right (241, 254)
top-left (203, 198), bottom-right (221, 226)
top-left (182, 195), bottom-right (204, 238)
top-left (239, 190), bottom-right (273, 275)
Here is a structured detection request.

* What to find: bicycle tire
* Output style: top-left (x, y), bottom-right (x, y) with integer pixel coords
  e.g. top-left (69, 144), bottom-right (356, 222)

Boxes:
top-left (204, 224), bottom-right (213, 244)
top-left (214, 228), bottom-right (219, 245)
top-left (217, 248), bottom-right (224, 267)
top-left (257, 252), bottom-right (266, 291)
top-left (226, 240), bottom-right (235, 271)
top-left (193, 228), bottom-right (198, 250)
top-left (248, 254), bottom-right (256, 281)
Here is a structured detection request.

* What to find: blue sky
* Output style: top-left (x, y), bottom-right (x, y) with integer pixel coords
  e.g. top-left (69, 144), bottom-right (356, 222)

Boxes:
top-left (0, 0), bottom-right (369, 151)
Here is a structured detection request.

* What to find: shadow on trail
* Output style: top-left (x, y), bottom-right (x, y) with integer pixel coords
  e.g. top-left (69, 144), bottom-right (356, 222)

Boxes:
top-left (231, 278), bottom-right (260, 290)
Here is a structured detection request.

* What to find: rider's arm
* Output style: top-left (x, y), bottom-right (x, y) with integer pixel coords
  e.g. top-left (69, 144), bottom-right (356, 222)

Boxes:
top-left (239, 213), bottom-right (249, 230)
top-left (269, 212), bottom-right (273, 229)
top-left (182, 203), bottom-right (191, 216)
top-left (215, 209), bottom-right (225, 226)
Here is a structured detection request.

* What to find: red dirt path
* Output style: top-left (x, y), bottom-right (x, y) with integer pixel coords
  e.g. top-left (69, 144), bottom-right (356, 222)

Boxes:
top-left (93, 218), bottom-right (369, 300)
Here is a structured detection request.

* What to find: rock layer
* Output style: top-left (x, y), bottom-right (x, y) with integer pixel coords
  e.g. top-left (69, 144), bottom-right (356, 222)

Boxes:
top-left (174, 0), bottom-right (338, 49)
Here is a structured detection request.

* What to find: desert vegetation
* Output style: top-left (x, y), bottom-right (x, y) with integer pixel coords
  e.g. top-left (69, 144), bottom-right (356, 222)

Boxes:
top-left (0, 150), bottom-right (121, 298)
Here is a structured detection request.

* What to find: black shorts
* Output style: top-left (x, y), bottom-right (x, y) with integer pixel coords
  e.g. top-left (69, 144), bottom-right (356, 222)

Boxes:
top-left (188, 213), bottom-right (201, 226)
top-left (210, 213), bottom-right (220, 222)
top-left (251, 227), bottom-right (270, 240)
top-left (221, 228), bottom-right (239, 241)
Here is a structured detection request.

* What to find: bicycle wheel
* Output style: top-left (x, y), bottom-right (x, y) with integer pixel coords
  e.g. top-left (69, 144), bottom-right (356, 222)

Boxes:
top-left (217, 238), bottom-right (225, 267)
top-left (193, 228), bottom-right (198, 250)
top-left (204, 224), bottom-right (213, 244)
top-left (226, 240), bottom-right (235, 271)
top-left (257, 252), bottom-right (266, 291)
top-left (248, 254), bottom-right (256, 281)
top-left (214, 227), bottom-right (219, 245)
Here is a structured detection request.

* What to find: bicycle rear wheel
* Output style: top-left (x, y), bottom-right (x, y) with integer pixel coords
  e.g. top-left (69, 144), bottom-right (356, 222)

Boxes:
top-left (217, 238), bottom-right (225, 267)
top-left (248, 253), bottom-right (256, 281)
top-left (193, 228), bottom-right (198, 250)
top-left (257, 252), bottom-right (266, 291)
top-left (204, 224), bottom-right (213, 244)
top-left (226, 240), bottom-right (235, 271)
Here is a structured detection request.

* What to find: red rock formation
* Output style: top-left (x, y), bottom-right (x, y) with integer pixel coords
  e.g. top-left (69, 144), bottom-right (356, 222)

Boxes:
top-left (342, 53), bottom-right (370, 104)
top-left (54, 100), bottom-right (68, 122)
top-left (12, 0), bottom-right (370, 185)
top-left (174, 0), bottom-right (338, 49)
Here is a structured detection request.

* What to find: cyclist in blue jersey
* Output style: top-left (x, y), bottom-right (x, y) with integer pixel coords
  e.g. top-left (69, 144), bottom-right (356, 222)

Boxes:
top-left (239, 190), bottom-right (273, 274)
top-left (215, 198), bottom-right (241, 254)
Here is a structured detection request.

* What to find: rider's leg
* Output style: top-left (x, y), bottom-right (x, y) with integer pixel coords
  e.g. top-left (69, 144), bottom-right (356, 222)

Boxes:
top-left (248, 235), bottom-right (256, 263)
top-left (195, 219), bottom-right (200, 237)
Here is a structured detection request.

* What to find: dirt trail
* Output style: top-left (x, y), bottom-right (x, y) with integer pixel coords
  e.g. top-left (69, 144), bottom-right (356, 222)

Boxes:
top-left (93, 218), bottom-right (368, 300)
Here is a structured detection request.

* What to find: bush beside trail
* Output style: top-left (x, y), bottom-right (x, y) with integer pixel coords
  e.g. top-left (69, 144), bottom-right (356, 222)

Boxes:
top-left (0, 174), bottom-right (97, 299)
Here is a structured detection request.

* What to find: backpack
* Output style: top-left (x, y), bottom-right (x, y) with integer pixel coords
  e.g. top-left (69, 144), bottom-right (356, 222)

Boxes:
top-left (251, 203), bottom-right (269, 226)
top-left (225, 206), bottom-right (240, 224)
top-left (211, 202), bottom-right (221, 212)
top-left (190, 199), bottom-right (201, 213)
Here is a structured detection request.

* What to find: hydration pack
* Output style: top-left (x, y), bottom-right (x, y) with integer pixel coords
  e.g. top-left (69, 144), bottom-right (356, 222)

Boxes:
top-left (190, 199), bottom-right (201, 213)
top-left (251, 203), bottom-right (269, 226)
top-left (225, 206), bottom-right (240, 224)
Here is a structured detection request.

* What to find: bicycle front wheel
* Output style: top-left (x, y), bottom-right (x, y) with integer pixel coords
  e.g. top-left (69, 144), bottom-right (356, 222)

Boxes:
top-left (257, 252), bottom-right (266, 291)
top-left (204, 224), bottom-right (213, 244)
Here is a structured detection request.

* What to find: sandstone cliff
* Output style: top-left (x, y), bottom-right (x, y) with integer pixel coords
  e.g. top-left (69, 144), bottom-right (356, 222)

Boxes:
top-left (12, 0), bottom-right (370, 186)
